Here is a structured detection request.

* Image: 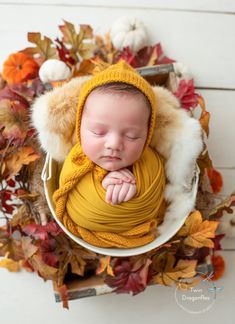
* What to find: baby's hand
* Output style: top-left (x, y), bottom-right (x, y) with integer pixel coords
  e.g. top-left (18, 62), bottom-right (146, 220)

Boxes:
top-left (102, 168), bottom-right (137, 205)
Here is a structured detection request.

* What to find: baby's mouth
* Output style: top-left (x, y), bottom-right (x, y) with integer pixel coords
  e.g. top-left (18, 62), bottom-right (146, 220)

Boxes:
top-left (102, 156), bottom-right (121, 161)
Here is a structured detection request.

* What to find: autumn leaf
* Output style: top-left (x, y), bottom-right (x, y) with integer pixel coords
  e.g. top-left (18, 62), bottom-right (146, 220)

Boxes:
top-left (197, 150), bottom-right (213, 176)
top-left (59, 20), bottom-right (94, 62)
top-left (105, 256), bottom-right (152, 295)
top-left (15, 188), bottom-right (39, 201)
top-left (116, 47), bottom-right (137, 67)
top-left (22, 32), bottom-right (57, 63)
top-left (0, 229), bottom-right (24, 260)
top-left (94, 33), bottom-right (118, 64)
top-left (54, 283), bottom-right (69, 309)
top-left (9, 205), bottom-right (35, 227)
top-left (0, 99), bottom-right (29, 142)
top-left (174, 79), bottom-right (199, 110)
top-left (0, 254), bottom-right (22, 272)
top-left (21, 236), bottom-right (38, 259)
top-left (23, 223), bottom-right (49, 241)
top-left (30, 253), bottom-right (58, 280)
top-left (3, 146), bottom-right (40, 180)
top-left (0, 85), bottom-right (29, 107)
top-left (96, 256), bottom-right (114, 276)
top-left (55, 38), bottom-right (76, 66)
top-left (55, 237), bottom-right (96, 286)
top-left (207, 168), bottom-right (223, 194)
top-left (75, 59), bottom-right (95, 76)
top-left (134, 43), bottom-right (175, 67)
top-left (177, 211), bottom-right (219, 248)
top-left (209, 191), bottom-right (235, 220)
top-left (198, 95), bottom-right (210, 137)
top-left (153, 254), bottom-right (197, 286)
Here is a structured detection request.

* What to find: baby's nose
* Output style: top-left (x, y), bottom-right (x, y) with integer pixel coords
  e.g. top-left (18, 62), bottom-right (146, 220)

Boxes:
top-left (104, 133), bottom-right (123, 150)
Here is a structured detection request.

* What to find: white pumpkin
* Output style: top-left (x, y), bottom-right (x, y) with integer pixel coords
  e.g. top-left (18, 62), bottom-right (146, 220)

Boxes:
top-left (110, 17), bottom-right (148, 53)
top-left (173, 62), bottom-right (192, 81)
top-left (39, 59), bottom-right (71, 83)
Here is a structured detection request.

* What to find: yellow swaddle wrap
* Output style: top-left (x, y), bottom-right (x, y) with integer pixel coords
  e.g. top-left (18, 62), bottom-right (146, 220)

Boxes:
top-left (53, 61), bottom-right (166, 248)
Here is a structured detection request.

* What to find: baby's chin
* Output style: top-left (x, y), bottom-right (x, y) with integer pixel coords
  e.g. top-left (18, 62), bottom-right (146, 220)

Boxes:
top-left (97, 160), bottom-right (129, 171)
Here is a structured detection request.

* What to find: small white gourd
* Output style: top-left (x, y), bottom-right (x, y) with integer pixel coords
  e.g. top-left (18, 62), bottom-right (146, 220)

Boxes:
top-left (110, 17), bottom-right (148, 53)
top-left (39, 59), bottom-right (71, 83)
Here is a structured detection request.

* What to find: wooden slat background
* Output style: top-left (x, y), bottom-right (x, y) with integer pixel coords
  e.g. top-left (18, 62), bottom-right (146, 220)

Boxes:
top-left (0, 1), bottom-right (235, 322)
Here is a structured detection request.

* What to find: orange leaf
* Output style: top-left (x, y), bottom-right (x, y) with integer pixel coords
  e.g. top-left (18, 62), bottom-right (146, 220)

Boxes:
top-left (0, 254), bottom-right (22, 272)
top-left (96, 255), bottom-right (114, 276)
top-left (177, 211), bottom-right (219, 248)
top-left (153, 254), bottom-right (197, 286)
top-left (3, 146), bottom-right (40, 180)
top-left (198, 96), bottom-right (210, 137)
top-left (207, 168), bottom-right (223, 194)
top-left (55, 284), bottom-right (69, 309)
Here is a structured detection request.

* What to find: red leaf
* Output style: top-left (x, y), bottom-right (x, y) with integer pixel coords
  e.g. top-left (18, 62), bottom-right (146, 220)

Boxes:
top-left (0, 86), bottom-right (29, 107)
top-left (23, 224), bottom-right (48, 241)
top-left (105, 257), bottom-right (152, 295)
top-left (42, 251), bottom-right (58, 267)
top-left (174, 79), bottom-right (199, 110)
top-left (212, 234), bottom-right (225, 251)
top-left (1, 190), bottom-right (14, 214)
top-left (207, 168), bottom-right (223, 194)
top-left (7, 179), bottom-right (16, 187)
top-left (55, 38), bottom-right (76, 66)
top-left (116, 47), bottom-right (138, 67)
top-left (44, 221), bottom-right (64, 236)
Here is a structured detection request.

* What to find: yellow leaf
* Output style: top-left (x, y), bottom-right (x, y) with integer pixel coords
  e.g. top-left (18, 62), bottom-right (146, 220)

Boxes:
top-left (153, 255), bottom-right (197, 286)
top-left (96, 256), bottom-right (114, 276)
top-left (22, 32), bottom-right (57, 62)
top-left (177, 211), bottom-right (219, 248)
top-left (0, 257), bottom-right (21, 272)
top-left (59, 21), bottom-right (94, 61)
top-left (198, 96), bottom-right (210, 137)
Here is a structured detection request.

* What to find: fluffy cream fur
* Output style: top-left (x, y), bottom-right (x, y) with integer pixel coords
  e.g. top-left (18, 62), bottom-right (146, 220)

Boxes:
top-left (31, 77), bottom-right (203, 233)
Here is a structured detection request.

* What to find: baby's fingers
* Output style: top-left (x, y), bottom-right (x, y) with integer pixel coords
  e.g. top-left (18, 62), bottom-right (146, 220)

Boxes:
top-left (119, 168), bottom-right (136, 183)
top-left (111, 184), bottom-right (123, 205)
top-left (102, 177), bottom-right (122, 189)
top-left (106, 185), bottom-right (115, 203)
top-left (117, 182), bottom-right (130, 204)
top-left (123, 184), bottom-right (137, 202)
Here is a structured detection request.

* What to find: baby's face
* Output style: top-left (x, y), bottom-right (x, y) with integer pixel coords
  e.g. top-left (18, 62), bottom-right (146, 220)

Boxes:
top-left (80, 90), bottom-right (150, 171)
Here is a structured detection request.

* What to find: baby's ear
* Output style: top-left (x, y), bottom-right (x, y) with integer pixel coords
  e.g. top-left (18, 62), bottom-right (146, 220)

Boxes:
top-left (31, 76), bottom-right (91, 162)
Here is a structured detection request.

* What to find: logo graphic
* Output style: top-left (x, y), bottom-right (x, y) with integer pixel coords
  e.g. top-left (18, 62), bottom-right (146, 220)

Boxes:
top-left (175, 270), bottom-right (224, 314)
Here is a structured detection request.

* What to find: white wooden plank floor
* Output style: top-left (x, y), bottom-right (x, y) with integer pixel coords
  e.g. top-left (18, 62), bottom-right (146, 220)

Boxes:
top-left (0, 238), bottom-right (234, 324)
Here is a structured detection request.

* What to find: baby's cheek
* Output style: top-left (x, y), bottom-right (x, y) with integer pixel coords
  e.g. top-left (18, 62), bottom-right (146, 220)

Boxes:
top-left (128, 141), bottom-right (145, 158)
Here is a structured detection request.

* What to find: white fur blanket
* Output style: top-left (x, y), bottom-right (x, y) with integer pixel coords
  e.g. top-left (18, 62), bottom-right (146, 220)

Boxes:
top-left (31, 77), bottom-right (203, 233)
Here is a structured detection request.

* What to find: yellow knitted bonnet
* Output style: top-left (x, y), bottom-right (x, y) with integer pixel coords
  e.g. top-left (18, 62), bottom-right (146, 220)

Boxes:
top-left (75, 60), bottom-right (157, 147)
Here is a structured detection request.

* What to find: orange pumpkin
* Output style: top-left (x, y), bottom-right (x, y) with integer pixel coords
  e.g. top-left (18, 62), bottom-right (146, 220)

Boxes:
top-left (2, 52), bottom-right (39, 85)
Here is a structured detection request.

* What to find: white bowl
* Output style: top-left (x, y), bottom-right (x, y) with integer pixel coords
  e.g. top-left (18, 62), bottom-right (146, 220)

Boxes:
top-left (41, 154), bottom-right (198, 257)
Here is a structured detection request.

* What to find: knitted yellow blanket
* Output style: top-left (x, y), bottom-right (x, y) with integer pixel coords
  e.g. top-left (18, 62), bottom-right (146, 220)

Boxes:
top-left (53, 144), bottom-right (165, 248)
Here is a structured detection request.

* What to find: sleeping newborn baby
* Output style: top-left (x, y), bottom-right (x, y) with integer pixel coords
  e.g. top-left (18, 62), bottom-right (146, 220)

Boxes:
top-left (53, 61), bottom-right (166, 248)
top-left (81, 82), bottom-right (150, 205)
